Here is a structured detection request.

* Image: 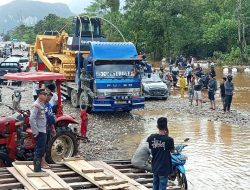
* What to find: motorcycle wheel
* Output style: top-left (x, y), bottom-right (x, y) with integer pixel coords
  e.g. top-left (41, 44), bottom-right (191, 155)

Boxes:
top-left (0, 152), bottom-right (12, 167)
top-left (46, 131), bottom-right (78, 164)
top-left (177, 171), bottom-right (188, 190)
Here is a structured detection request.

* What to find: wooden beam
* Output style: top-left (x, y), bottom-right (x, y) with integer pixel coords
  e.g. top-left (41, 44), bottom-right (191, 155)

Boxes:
top-left (94, 175), bottom-right (114, 181)
top-left (99, 180), bottom-right (128, 187)
top-left (14, 161), bottom-right (34, 165)
top-left (82, 168), bottom-right (104, 173)
top-left (0, 182), bottom-right (23, 189)
top-left (26, 172), bottom-right (49, 177)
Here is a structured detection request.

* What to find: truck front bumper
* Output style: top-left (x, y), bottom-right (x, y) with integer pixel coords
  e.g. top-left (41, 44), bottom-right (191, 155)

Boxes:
top-left (92, 97), bottom-right (144, 112)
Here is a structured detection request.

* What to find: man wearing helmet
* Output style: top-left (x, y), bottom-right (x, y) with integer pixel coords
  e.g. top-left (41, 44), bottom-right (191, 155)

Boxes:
top-left (224, 75), bottom-right (234, 113)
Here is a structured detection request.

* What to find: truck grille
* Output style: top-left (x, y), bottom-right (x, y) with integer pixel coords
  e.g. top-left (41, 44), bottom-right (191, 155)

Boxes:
top-left (111, 92), bottom-right (132, 100)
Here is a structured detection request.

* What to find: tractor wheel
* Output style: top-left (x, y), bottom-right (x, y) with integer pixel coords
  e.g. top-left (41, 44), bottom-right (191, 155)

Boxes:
top-left (46, 131), bottom-right (78, 164)
top-left (71, 89), bottom-right (79, 108)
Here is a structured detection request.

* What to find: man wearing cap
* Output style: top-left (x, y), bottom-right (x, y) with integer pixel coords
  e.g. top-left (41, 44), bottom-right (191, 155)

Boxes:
top-left (29, 89), bottom-right (48, 172)
top-left (80, 68), bottom-right (94, 101)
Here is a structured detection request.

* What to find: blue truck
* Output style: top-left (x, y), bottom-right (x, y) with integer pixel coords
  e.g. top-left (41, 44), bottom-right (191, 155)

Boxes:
top-left (79, 42), bottom-right (144, 112)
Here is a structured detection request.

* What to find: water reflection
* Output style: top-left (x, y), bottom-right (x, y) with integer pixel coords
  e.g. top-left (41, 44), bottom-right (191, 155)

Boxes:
top-left (121, 109), bottom-right (250, 189)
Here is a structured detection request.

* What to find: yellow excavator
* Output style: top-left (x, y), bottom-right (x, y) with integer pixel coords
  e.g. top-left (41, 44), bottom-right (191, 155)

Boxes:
top-left (31, 16), bottom-right (106, 80)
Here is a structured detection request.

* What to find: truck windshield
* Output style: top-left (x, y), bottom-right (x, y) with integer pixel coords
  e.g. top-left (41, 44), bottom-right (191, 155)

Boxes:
top-left (95, 61), bottom-right (137, 78)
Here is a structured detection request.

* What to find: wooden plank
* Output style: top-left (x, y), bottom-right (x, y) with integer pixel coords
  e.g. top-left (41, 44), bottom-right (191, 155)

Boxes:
top-left (0, 182), bottom-right (23, 189)
top-left (28, 165), bottom-right (69, 190)
top-left (103, 184), bottom-right (130, 190)
top-left (0, 173), bottom-right (14, 179)
top-left (64, 159), bottom-right (129, 190)
top-left (90, 161), bottom-right (148, 190)
top-left (27, 172), bottom-right (49, 177)
top-left (56, 171), bottom-right (76, 176)
top-left (13, 163), bottom-right (69, 190)
top-left (7, 167), bottom-right (36, 190)
top-left (13, 163), bottom-right (51, 190)
top-left (94, 175), bottom-right (114, 181)
top-left (14, 161), bottom-right (34, 165)
top-left (0, 177), bottom-right (17, 184)
top-left (82, 168), bottom-right (104, 173)
top-left (45, 169), bottom-right (73, 190)
top-left (99, 180), bottom-right (128, 187)
top-left (109, 164), bottom-right (133, 169)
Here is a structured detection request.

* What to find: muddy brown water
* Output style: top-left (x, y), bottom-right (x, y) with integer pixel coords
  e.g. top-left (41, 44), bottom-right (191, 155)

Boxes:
top-left (123, 67), bottom-right (250, 189)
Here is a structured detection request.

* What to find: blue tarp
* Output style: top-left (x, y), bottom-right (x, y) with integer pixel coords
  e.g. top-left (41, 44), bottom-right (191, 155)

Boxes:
top-left (89, 42), bottom-right (138, 60)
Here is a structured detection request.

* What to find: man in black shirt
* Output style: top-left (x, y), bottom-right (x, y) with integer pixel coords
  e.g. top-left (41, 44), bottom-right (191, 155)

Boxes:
top-left (147, 117), bottom-right (175, 190)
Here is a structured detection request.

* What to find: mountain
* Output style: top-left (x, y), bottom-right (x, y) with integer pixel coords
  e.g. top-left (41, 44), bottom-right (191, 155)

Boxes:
top-left (0, 0), bottom-right (74, 33)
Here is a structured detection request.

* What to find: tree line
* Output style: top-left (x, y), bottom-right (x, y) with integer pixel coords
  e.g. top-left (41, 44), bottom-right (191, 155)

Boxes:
top-left (3, 0), bottom-right (250, 65)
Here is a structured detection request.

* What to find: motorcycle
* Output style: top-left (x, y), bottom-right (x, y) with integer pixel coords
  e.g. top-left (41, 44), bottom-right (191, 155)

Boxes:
top-left (169, 138), bottom-right (189, 190)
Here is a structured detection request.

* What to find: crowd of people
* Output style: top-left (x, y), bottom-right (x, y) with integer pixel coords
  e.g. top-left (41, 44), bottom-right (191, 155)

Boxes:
top-left (159, 59), bottom-right (234, 113)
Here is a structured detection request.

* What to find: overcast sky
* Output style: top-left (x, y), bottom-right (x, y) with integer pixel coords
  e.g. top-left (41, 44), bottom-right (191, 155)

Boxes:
top-left (0, 0), bottom-right (95, 14)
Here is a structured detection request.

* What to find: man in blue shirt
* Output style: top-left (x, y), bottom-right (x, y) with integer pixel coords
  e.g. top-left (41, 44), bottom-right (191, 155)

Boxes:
top-left (147, 117), bottom-right (175, 190)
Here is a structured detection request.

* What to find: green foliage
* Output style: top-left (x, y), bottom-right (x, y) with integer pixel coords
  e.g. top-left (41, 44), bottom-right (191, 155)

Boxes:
top-left (3, 0), bottom-right (250, 65)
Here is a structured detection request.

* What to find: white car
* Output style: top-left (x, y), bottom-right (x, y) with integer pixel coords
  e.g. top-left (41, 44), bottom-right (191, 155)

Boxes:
top-left (142, 74), bottom-right (169, 100)
top-left (19, 57), bottom-right (30, 72)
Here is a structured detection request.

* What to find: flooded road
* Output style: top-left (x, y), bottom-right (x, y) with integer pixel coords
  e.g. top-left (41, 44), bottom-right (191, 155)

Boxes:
top-left (123, 68), bottom-right (250, 189)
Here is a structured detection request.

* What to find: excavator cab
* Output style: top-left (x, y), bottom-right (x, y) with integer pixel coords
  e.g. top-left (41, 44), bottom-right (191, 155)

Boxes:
top-left (67, 16), bottom-right (107, 51)
top-left (73, 17), bottom-right (103, 38)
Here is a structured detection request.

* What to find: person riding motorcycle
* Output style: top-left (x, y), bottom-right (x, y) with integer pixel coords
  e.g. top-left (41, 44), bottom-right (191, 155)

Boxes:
top-left (80, 68), bottom-right (94, 101)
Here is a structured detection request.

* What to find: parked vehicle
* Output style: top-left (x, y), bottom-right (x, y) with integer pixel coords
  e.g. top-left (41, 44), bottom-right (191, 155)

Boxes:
top-left (0, 58), bottom-right (22, 85)
top-left (0, 72), bottom-right (80, 166)
top-left (169, 138), bottom-right (189, 190)
top-left (142, 74), bottom-right (168, 100)
top-left (19, 57), bottom-right (29, 72)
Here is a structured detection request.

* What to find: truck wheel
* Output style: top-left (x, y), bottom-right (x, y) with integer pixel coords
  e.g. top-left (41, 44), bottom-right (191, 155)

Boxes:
top-left (71, 89), bottom-right (79, 108)
top-left (46, 131), bottom-right (78, 164)
top-left (79, 92), bottom-right (92, 113)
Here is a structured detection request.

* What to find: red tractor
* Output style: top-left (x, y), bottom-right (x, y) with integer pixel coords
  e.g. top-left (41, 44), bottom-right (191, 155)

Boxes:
top-left (0, 72), bottom-right (79, 167)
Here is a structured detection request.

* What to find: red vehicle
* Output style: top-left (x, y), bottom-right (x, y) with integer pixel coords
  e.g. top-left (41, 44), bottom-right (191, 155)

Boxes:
top-left (0, 72), bottom-right (79, 167)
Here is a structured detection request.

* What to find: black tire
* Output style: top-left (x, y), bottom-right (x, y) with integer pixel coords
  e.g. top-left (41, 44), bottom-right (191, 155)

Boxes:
top-left (0, 152), bottom-right (12, 167)
top-left (177, 171), bottom-right (188, 190)
top-left (79, 91), bottom-right (92, 113)
top-left (46, 131), bottom-right (78, 164)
